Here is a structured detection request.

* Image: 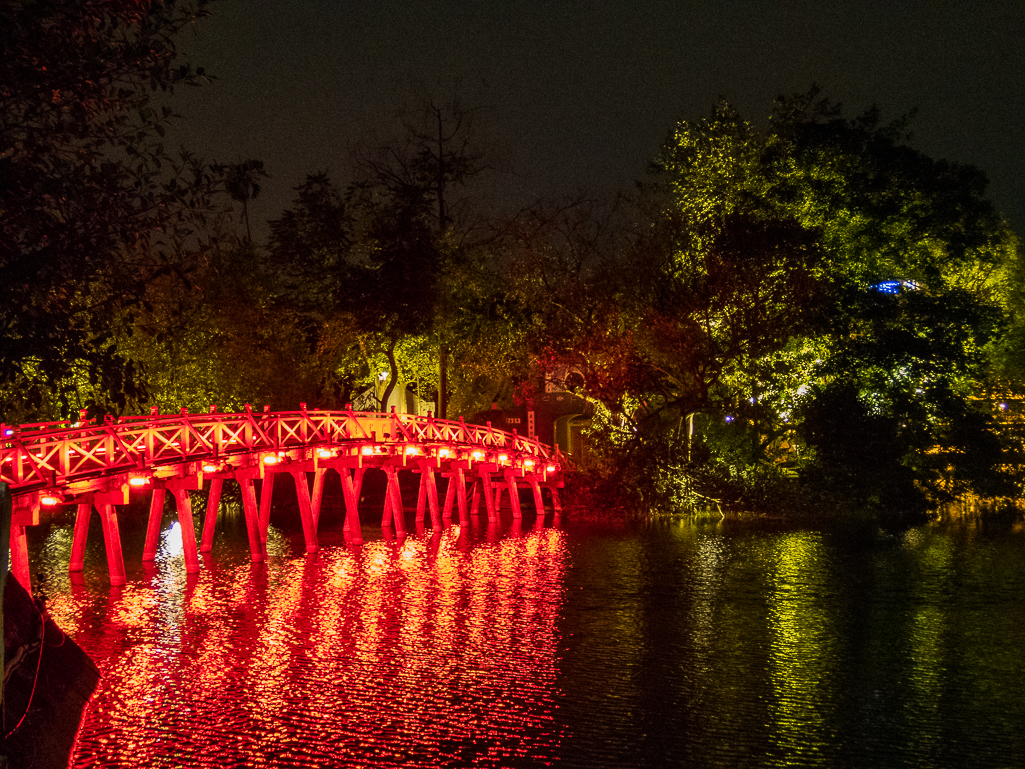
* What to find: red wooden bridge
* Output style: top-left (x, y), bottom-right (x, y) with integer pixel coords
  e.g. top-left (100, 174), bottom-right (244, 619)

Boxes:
top-left (0, 405), bottom-right (564, 589)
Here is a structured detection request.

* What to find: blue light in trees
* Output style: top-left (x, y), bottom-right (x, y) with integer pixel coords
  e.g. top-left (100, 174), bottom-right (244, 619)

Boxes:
top-left (872, 279), bottom-right (920, 294)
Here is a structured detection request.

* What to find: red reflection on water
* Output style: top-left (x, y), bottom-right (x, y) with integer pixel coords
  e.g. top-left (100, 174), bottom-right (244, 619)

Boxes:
top-left (56, 524), bottom-right (567, 767)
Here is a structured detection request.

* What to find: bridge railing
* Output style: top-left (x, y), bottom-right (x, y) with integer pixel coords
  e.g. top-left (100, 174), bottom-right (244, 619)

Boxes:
top-left (0, 408), bottom-right (556, 494)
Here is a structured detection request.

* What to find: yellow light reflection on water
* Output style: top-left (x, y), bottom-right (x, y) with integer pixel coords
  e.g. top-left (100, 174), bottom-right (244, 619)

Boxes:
top-left (767, 532), bottom-right (837, 759)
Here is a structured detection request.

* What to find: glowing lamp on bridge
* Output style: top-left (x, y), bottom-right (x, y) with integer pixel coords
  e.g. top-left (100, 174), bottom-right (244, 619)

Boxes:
top-left (128, 474), bottom-right (151, 487)
top-left (202, 463), bottom-right (219, 473)
top-left (262, 454), bottom-right (279, 465)
top-left (523, 459), bottom-right (535, 469)
top-left (438, 448), bottom-right (451, 459)
top-left (404, 445), bottom-right (420, 456)
top-left (546, 465), bottom-right (556, 473)
top-left (317, 449), bottom-right (334, 459)
top-left (40, 494), bottom-right (62, 506)
top-left (471, 450), bottom-right (484, 461)
top-left (498, 453), bottom-right (509, 464)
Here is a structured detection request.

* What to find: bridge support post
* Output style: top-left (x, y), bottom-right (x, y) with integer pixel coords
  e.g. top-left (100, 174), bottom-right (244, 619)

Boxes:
top-left (382, 466), bottom-right (406, 535)
top-left (470, 478), bottom-right (481, 517)
top-left (143, 488), bottom-right (166, 561)
top-left (97, 503), bottom-right (127, 586)
top-left (442, 475), bottom-right (455, 524)
top-left (258, 472), bottom-right (276, 543)
top-left (479, 470), bottom-right (496, 523)
top-left (10, 525), bottom-right (30, 592)
top-left (236, 473), bottom-right (266, 562)
top-left (310, 469), bottom-right (326, 529)
top-left (340, 468), bottom-right (363, 544)
top-left (550, 486), bottom-right (563, 518)
top-left (168, 487), bottom-right (200, 574)
top-left (416, 474), bottom-right (427, 524)
top-left (504, 470), bottom-right (522, 520)
top-left (200, 479), bottom-right (222, 553)
top-left (69, 502), bottom-right (92, 571)
top-left (492, 483), bottom-right (504, 516)
top-left (290, 469), bottom-right (319, 553)
top-left (528, 475), bottom-right (545, 525)
top-left (416, 462), bottom-right (441, 529)
top-left (454, 467), bottom-right (469, 525)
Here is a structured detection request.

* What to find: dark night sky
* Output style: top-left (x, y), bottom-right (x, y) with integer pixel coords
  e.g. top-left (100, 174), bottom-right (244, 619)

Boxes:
top-left (171, 1), bottom-right (1025, 242)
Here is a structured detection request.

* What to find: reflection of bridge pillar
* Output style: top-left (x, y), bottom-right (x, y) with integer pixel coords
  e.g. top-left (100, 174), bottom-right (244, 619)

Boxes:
top-left (200, 478), bottom-right (222, 552)
top-left (143, 488), bottom-right (166, 561)
top-left (290, 469), bottom-right (319, 553)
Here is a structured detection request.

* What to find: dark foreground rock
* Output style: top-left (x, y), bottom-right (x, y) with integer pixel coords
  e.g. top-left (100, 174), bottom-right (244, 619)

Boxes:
top-left (1, 576), bottom-right (100, 768)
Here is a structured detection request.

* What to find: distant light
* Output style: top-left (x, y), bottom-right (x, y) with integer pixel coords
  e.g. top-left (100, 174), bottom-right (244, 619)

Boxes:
top-left (999, 402), bottom-right (1009, 411)
top-left (378, 371), bottom-right (389, 381)
top-left (725, 415), bottom-right (733, 423)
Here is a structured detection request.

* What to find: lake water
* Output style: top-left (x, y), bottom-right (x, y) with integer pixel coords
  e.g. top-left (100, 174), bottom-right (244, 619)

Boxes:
top-left (27, 499), bottom-right (1025, 768)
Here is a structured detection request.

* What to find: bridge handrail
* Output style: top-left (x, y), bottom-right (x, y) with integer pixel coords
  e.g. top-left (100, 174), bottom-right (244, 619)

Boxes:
top-left (0, 409), bottom-right (555, 494)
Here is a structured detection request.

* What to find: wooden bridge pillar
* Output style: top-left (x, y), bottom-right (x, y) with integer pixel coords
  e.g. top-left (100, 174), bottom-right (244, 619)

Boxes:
top-left (97, 503), bottom-right (127, 586)
top-left (339, 467), bottom-right (364, 544)
top-left (69, 502), bottom-right (92, 572)
top-left (528, 475), bottom-right (545, 524)
top-left (504, 469), bottom-right (522, 520)
top-left (143, 488), bottom-right (166, 561)
top-left (310, 468), bottom-right (327, 529)
top-left (168, 485), bottom-right (201, 574)
top-left (235, 472), bottom-right (266, 562)
top-left (454, 466), bottom-right (469, 525)
top-left (415, 462), bottom-right (441, 529)
top-left (200, 478), bottom-right (222, 553)
top-left (479, 470), bottom-right (497, 523)
top-left (381, 466), bottom-right (406, 535)
top-left (289, 469), bottom-right (319, 553)
top-left (258, 472), bottom-right (276, 544)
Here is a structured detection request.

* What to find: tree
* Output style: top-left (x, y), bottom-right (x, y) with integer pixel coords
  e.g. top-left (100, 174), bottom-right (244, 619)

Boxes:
top-left (542, 91), bottom-right (1018, 515)
top-left (0, 0), bottom-right (217, 422)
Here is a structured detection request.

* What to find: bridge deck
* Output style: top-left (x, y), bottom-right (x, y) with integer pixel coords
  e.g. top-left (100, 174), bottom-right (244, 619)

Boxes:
top-left (1, 406), bottom-right (564, 589)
